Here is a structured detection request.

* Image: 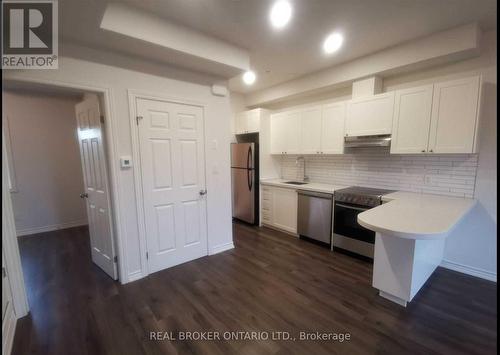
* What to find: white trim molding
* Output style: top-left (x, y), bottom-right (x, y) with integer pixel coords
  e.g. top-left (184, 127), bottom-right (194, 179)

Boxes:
top-left (2, 116), bottom-right (18, 193)
top-left (2, 138), bottom-right (30, 319)
top-left (209, 242), bottom-right (235, 255)
top-left (127, 270), bottom-right (145, 283)
top-left (441, 259), bottom-right (497, 282)
top-left (16, 219), bottom-right (88, 237)
top-left (1, 76), bottom-right (127, 285)
top-left (2, 302), bottom-right (17, 355)
top-left (127, 89), bottom-right (210, 282)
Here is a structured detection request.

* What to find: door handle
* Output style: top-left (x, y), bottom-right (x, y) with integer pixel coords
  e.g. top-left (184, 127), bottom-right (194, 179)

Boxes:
top-left (199, 190), bottom-right (207, 196)
top-left (2, 267), bottom-right (6, 279)
top-left (80, 193), bottom-right (89, 198)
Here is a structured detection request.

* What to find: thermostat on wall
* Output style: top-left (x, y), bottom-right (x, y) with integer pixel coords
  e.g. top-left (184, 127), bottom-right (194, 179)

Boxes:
top-left (120, 156), bottom-right (133, 169)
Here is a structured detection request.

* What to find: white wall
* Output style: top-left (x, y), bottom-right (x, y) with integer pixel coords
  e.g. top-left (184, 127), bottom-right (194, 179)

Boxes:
top-left (2, 91), bottom-right (88, 236)
top-left (4, 46), bottom-right (235, 283)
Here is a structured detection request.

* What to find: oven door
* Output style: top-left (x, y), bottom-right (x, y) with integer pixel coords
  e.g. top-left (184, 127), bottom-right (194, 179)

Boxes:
top-left (333, 202), bottom-right (375, 244)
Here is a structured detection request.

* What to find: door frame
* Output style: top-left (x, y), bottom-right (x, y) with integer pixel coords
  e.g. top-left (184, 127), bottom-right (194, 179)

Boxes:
top-left (127, 89), bottom-right (209, 277)
top-left (2, 77), bottom-right (127, 304)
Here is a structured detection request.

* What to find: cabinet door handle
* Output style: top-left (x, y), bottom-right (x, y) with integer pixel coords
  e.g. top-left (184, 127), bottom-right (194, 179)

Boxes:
top-left (429, 149), bottom-right (434, 153)
top-left (421, 150), bottom-right (426, 153)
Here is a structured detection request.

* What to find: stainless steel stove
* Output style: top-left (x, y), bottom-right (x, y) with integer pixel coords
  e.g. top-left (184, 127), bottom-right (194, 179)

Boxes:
top-left (333, 186), bottom-right (395, 258)
top-left (334, 186), bottom-right (395, 207)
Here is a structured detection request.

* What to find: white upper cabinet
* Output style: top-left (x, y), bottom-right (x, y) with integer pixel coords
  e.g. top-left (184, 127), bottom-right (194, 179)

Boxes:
top-left (271, 103), bottom-right (346, 155)
top-left (270, 110), bottom-right (301, 155)
top-left (321, 102), bottom-right (346, 154)
top-left (428, 76), bottom-right (481, 154)
top-left (246, 109), bottom-right (260, 133)
top-left (235, 112), bottom-right (247, 134)
top-left (284, 111), bottom-right (301, 154)
top-left (391, 85), bottom-right (434, 154)
top-left (234, 108), bottom-right (265, 134)
top-left (345, 92), bottom-right (395, 137)
top-left (270, 112), bottom-right (286, 154)
top-left (390, 76), bottom-right (481, 154)
top-left (300, 106), bottom-right (322, 154)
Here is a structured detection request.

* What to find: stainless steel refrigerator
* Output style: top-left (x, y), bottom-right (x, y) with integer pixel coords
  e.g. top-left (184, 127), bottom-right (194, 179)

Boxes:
top-left (231, 142), bottom-right (258, 224)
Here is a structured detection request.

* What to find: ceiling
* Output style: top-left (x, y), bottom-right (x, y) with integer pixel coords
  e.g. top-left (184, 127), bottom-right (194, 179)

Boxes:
top-left (59, 0), bottom-right (497, 94)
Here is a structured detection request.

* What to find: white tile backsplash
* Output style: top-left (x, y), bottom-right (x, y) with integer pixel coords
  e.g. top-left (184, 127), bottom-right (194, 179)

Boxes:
top-left (280, 148), bottom-right (478, 197)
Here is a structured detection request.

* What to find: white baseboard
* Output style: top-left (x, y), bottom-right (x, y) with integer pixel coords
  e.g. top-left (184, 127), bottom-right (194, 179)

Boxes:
top-left (209, 242), bottom-right (234, 255)
top-left (2, 303), bottom-right (17, 355)
top-left (440, 259), bottom-right (497, 282)
top-left (16, 219), bottom-right (88, 237)
top-left (126, 270), bottom-right (145, 284)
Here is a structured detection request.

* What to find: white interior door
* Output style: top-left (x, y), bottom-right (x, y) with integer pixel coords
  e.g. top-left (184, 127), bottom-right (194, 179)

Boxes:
top-left (75, 94), bottom-right (117, 279)
top-left (136, 98), bottom-right (208, 274)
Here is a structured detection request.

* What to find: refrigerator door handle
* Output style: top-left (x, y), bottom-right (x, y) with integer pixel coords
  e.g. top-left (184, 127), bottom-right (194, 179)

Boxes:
top-left (247, 145), bottom-right (252, 170)
top-left (247, 169), bottom-right (252, 191)
top-left (247, 145), bottom-right (253, 191)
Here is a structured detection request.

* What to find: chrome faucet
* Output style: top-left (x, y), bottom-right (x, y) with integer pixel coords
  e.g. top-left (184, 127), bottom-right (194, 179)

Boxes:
top-left (295, 156), bottom-right (309, 182)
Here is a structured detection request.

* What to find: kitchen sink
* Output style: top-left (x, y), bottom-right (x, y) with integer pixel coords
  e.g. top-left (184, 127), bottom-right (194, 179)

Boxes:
top-left (284, 181), bottom-right (308, 185)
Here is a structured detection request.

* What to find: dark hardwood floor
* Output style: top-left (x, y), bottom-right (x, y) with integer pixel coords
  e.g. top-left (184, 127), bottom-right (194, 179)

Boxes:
top-left (12, 223), bottom-right (497, 355)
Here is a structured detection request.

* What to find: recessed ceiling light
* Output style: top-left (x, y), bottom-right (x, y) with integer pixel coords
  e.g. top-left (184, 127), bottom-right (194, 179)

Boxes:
top-left (323, 32), bottom-right (344, 54)
top-left (270, 1), bottom-right (292, 29)
top-left (243, 71), bottom-right (256, 85)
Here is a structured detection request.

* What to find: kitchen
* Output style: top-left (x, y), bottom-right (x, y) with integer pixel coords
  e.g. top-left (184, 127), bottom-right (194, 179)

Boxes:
top-left (231, 69), bottom-right (486, 307)
top-left (2, 1), bottom-right (496, 354)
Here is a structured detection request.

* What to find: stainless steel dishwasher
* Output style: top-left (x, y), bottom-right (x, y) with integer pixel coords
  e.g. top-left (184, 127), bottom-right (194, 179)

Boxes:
top-left (297, 190), bottom-right (333, 245)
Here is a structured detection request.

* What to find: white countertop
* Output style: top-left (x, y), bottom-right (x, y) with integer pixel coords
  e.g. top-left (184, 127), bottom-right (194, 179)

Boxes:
top-left (358, 191), bottom-right (477, 240)
top-left (260, 179), bottom-right (347, 194)
top-left (261, 179), bottom-right (476, 241)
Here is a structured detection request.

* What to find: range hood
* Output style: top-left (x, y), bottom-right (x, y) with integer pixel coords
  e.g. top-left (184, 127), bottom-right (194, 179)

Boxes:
top-left (344, 134), bottom-right (391, 148)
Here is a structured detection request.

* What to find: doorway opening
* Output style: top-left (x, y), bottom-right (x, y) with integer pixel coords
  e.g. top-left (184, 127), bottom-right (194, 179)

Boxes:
top-left (2, 81), bottom-right (120, 313)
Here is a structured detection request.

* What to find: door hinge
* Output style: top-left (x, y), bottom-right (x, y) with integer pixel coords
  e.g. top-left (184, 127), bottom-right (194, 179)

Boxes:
top-left (100, 115), bottom-right (105, 123)
top-left (136, 116), bottom-right (143, 125)
top-left (113, 255), bottom-right (118, 263)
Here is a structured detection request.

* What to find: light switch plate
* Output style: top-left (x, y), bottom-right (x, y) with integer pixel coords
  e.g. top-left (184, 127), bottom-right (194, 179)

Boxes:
top-left (120, 156), bottom-right (132, 168)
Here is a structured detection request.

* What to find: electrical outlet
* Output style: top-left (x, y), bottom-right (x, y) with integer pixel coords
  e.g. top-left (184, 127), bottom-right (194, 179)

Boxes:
top-left (424, 175), bottom-right (432, 185)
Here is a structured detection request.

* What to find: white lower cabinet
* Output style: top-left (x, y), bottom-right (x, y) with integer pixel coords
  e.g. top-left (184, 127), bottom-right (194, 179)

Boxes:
top-left (261, 185), bottom-right (297, 234)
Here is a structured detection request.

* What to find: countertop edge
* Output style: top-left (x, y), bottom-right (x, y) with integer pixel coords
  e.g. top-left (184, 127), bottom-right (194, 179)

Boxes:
top-left (358, 198), bottom-right (477, 240)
